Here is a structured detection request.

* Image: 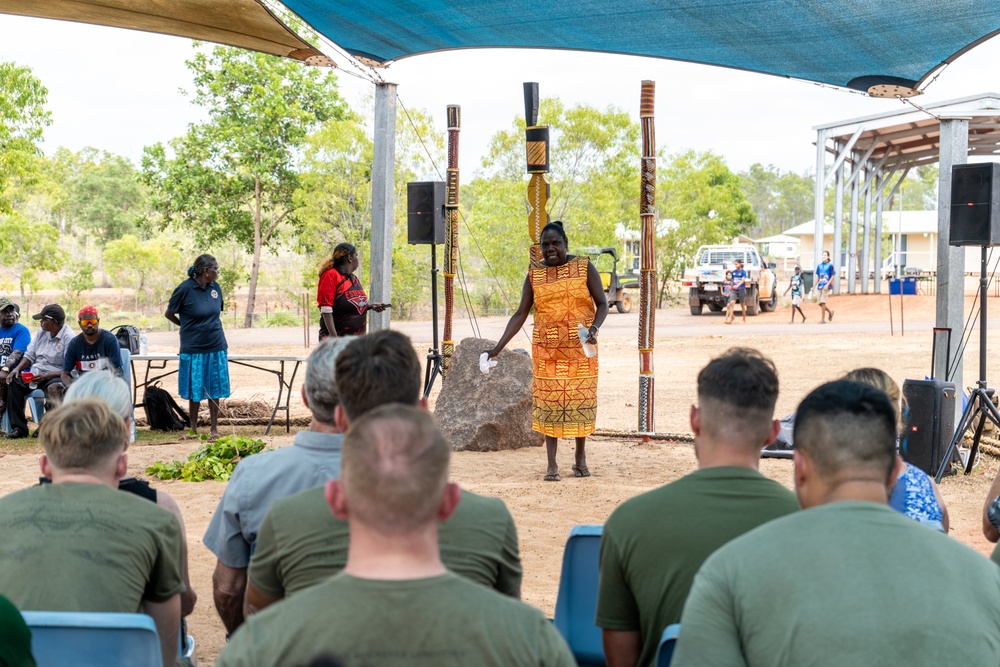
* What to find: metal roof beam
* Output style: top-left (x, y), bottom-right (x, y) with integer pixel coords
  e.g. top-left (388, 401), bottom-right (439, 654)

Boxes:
top-left (825, 126), bottom-right (865, 186)
top-left (844, 143), bottom-right (880, 189)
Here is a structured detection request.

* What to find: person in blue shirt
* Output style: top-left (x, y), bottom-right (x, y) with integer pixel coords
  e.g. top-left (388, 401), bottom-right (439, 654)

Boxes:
top-left (816, 250), bottom-right (836, 323)
top-left (783, 265), bottom-right (807, 323)
top-left (728, 259), bottom-right (748, 324)
top-left (0, 298), bottom-right (33, 432)
top-left (165, 254), bottom-right (230, 441)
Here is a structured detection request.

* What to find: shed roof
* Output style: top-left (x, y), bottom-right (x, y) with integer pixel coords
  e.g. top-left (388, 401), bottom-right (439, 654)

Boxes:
top-left (784, 210), bottom-right (938, 236)
top-left (815, 93), bottom-right (1000, 170)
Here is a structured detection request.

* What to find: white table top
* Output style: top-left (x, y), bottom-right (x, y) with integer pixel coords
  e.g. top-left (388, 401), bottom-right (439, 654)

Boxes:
top-left (132, 354), bottom-right (308, 362)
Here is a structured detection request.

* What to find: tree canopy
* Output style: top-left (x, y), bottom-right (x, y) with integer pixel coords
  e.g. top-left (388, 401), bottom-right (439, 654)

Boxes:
top-left (141, 45), bottom-right (347, 327)
top-left (0, 62), bottom-right (51, 213)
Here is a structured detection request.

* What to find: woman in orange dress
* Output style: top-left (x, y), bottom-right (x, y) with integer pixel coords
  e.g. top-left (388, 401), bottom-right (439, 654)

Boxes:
top-left (487, 221), bottom-right (608, 481)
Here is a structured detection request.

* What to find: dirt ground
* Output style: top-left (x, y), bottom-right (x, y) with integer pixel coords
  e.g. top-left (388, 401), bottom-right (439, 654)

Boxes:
top-left (2, 292), bottom-right (1000, 665)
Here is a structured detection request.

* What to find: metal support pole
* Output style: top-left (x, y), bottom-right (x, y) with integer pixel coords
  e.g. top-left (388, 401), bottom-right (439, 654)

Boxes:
top-left (874, 172), bottom-right (885, 294)
top-left (936, 118), bottom-right (969, 416)
top-left (369, 82), bottom-right (398, 332)
top-left (848, 156), bottom-right (860, 294)
top-left (861, 170), bottom-right (872, 294)
top-left (813, 129), bottom-right (828, 270)
top-left (833, 146), bottom-right (844, 293)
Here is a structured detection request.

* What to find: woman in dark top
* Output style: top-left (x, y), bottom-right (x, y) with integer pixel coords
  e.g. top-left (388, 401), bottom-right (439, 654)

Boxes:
top-left (316, 243), bottom-right (388, 339)
top-left (165, 253), bottom-right (230, 440)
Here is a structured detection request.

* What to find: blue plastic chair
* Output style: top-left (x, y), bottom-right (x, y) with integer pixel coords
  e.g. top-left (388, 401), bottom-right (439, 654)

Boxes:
top-left (553, 524), bottom-right (605, 666)
top-left (656, 624), bottom-right (681, 666)
top-left (20, 611), bottom-right (161, 667)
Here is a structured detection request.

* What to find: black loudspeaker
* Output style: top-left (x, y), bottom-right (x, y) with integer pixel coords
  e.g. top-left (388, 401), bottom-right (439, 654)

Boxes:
top-left (901, 379), bottom-right (957, 475)
top-left (950, 163), bottom-right (1000, 246)
top-left (407, 181), bottom-right (445, 245)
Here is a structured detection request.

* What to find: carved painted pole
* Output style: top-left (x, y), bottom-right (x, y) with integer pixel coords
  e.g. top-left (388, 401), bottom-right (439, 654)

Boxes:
top-left (524, 82), bottom-right (550, 260)
top-left (638, 81), bottom-right (657, 438)
top-left (442, 105), bottom-right (460, 379)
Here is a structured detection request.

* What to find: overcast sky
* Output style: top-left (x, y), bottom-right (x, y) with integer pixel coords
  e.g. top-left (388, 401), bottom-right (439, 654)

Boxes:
top-left (3, 13), bottom-right (1000, 178)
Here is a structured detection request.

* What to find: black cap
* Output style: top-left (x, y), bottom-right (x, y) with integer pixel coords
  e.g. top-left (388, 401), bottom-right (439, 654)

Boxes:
top-left (32, 304), bottom-right (65, 322)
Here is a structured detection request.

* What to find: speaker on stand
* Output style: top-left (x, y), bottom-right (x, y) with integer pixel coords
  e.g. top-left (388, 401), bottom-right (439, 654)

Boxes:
top-left (407, 181), bottom-right (446, 398)
top-left (935, 162), bottom-right (1000, 480)
top-left (407, 181), bottom-right (446, 245)
top-left (950, 163), bottom-right (1000, 246)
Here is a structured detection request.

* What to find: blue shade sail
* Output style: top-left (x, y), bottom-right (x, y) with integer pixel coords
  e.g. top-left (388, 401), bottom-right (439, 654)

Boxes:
top-left (281, 0), bottom-right (1000, 91)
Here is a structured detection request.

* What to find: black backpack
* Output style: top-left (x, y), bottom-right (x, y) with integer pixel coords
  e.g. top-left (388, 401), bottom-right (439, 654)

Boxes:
top-left (144, 383), bottom-right (189, 431)
top-left (111, 325), bottom-right (140, 354)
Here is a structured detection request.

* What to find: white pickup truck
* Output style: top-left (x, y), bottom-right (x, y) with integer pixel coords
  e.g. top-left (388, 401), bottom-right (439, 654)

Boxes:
top-left (682, 244), bottom-right (777, 316)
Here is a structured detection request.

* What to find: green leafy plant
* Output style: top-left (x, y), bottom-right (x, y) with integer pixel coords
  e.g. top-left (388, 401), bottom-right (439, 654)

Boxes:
top-left (263, 310), bottom-right (302, 327)
top-left (146, 434), bottom-right (267, 482)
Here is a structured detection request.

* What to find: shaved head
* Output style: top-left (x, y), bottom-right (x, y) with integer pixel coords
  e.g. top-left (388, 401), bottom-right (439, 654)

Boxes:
top-left (794, 380), bottom-right (897, 484)
top-left (340, 404), bottom-right (450, 533)
top-left (696, 348), bottom-right (779, 449)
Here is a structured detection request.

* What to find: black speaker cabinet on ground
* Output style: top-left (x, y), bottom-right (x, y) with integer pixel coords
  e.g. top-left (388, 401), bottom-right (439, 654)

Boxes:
top-left (901, 379), bottom-right (957, 476)
top-left (950, 163), bottom-right (1000, 246)
top-left (407, 181), bottom-right (445, 245)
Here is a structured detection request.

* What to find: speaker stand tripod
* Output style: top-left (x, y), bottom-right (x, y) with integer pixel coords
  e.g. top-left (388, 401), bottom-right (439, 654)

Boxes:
top-left (935, 246), bottom-right (1000, 481)
top-left (423, 243), bottom-right (443, 399)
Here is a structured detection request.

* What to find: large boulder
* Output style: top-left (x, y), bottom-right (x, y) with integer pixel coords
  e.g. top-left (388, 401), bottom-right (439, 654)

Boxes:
top-left (435, 337), bottom-right (542, 451)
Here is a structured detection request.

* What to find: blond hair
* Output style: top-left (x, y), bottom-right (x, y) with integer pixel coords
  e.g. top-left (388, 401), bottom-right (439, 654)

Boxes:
top-left (39, 398), bottom-right (127, 471)
top-left (341, 404), bottom-right (449, 533)
top-left (844, 367), bottom-right (902, 427)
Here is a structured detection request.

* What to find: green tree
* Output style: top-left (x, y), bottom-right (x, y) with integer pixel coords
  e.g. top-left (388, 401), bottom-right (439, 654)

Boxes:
top-left (658, 150), bottom-right (756, 304)
top-left (463, 98), bottom-right (639, 311)
top-left (0, 212), bottom-right (61, 301)
top-left (142, 45), bottom-right (347, 327)
top-left (294, 114), bottom-right (373, 278)
top-left (104, 233), bottom-right (184, 312)
top-left (58, 260), bottom-right (97, 309)
top-left (0, 62), bottom-right (51, 213)
top-left (897, 165), bottom-right (938, 210)
top-left (294, 104), bottom-right (443, 318)
top-left (66, 149), bottom-right (145, 247)
top-left (739, 163), bottom-right (814, 237)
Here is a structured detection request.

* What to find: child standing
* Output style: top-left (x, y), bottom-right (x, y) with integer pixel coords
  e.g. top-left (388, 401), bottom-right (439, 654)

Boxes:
top-left (723, 270), bottom-right (735, 324)
top-left (730, 259), bottom-right (748, 323)
top-left (784, 266), bottom-right (807, 323)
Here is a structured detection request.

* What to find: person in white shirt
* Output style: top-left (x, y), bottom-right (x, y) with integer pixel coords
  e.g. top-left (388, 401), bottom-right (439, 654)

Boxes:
top-left (5, 304), bottom-right (75, 438)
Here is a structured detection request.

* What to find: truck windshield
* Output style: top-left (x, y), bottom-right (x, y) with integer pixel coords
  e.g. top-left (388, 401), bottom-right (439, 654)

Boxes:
top-left (699, 250), bottom-right (748, 266)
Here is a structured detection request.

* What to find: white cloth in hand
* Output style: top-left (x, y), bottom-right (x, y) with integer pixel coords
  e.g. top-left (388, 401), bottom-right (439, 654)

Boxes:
top-left (480, 352), bottom-right (498, 375)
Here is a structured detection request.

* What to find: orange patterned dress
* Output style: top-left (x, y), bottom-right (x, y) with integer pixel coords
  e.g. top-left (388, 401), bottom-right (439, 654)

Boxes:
top-left (530, 255), bottom-right (598, 437)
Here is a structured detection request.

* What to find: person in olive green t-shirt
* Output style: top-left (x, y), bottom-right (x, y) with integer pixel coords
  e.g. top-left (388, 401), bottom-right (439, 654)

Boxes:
top-left (243, 329), bottom-right (523, 616)
top-left (674, 380), bottom-right (1000, 667)
top-left (597, 349), bottom-right (798, 667)
top-left (221, 405), bottom-right (573, 667)
top-left (0, 400), bottom-right (184, 667)
top-left (0, 594), bottom-right (35, 667)
top-left (248, 486), bottom-right (521, 605)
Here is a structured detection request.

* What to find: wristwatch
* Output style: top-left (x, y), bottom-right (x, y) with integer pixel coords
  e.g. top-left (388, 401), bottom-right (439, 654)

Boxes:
top-left (1, 367), bottom-right (9, 373)
top-left (588, 326), bottom-right (599, 335)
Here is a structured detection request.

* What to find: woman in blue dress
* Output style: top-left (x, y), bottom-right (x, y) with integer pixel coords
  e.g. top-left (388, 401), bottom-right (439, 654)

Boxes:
top-left (845, 367), bottom-right (949, 531)
top-left (165, 254), bottom-right (230, 440)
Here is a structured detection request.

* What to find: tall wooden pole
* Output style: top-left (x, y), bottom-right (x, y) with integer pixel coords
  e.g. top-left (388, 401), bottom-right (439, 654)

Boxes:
top-left (442, 105), bottom-right (460, 378)
top-left (523, 82), bottom-right (549, 259)
top-left (638, 81), bottom-right (657, 438)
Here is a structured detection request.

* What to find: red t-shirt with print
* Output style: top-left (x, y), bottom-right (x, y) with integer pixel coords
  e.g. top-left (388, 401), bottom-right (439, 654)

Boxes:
top-left (317, 267), bottom-right (368, 337)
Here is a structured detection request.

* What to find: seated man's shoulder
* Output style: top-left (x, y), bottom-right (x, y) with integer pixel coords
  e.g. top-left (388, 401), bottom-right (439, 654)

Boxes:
top-left (224, 573), bottom-right (567, 666)
top-left (271, 484), bottom-right (328, 517)
top-left (452, 490), bottom-right (514, 523)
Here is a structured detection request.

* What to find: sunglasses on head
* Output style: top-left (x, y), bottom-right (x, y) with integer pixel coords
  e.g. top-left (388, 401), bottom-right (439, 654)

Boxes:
top-left (79, 318), bottom-right (98, 326)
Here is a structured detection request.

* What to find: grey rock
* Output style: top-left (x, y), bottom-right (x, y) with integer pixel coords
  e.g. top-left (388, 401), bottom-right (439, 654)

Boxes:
top-left (435, 337), bottom-right (542, 451)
